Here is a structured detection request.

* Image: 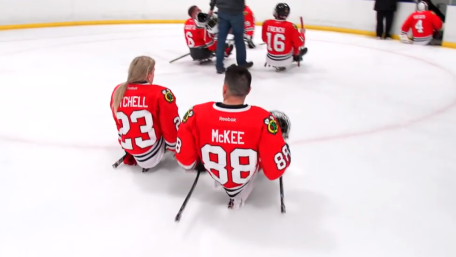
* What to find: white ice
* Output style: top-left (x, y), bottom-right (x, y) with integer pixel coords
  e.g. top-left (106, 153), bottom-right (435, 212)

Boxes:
top-left (0, 24), bottom-right (455, 257)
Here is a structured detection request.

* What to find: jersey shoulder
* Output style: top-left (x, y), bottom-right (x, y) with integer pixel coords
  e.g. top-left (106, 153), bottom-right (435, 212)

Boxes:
top-left (249, 105), bottom-right (273, 117)
top-left (287, 21), bottom-right (299, 30)
top-left (151, 84), bottom-right (176, 103)
top-left (192, 102), bottom-right (216, 112)
top-left (184, 18), bottom-right (197, 30)
top-left (249, 106), bottom-right (282, 135)
top-left (185, 18), bottom-right (194, 25)
top-left (111, 83), bottom-right (122, 97)
top-left (181, 102), bottom-right (215, 124)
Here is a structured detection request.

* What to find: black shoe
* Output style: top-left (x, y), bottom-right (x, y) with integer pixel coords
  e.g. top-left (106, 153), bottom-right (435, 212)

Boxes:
top-left (238, 61), bottom-right (253, 69)
top-left (216, 67), bottom-right (226, 74)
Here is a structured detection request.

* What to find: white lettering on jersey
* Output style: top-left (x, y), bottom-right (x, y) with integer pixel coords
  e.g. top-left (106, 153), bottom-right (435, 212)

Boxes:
top-left (413, 15), bottom-right (426, 19)
top-left (219, 117), bottom-right (236, 122)
top-left (212, 129), bottom-right (244, 144)
top-left (185, 25), bottom-right (196, 30)
top-left (268, 26), bottom-right (285, 33)
top-left (122, 96), bottom-right (148, 108)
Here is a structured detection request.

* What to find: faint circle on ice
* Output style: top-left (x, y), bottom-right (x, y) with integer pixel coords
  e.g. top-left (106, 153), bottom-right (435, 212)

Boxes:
top-left (0, 25), bottom-right (455, 149)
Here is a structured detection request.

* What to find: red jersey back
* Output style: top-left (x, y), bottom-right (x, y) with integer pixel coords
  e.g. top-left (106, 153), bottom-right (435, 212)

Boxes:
top-left (244, 6), bottom-right (255, 36)
top-left (175, 102), bottom-right (291, 190)
top-left (184, 18), bottom-right (216, 50)
top-left (262, 19), bottom-right (305, 57)
top-left (110, 83), bottom-right (180, 155)
top-left (401, 11), bottom-right (442, 42)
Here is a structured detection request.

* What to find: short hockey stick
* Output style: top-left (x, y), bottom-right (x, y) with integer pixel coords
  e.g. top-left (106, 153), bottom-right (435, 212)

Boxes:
top-left (297, 16), bottom-right (305, 67)
top-left (175, 170), bottom-right (201, 222)
top-left (169, 53), bottom-right (190, 63)
top-left (269, 110), bottom-right (290, 214)
top-left (280, 177), bottom-right (286, 213)
top-left (112, 154), bottom-right (126, 169)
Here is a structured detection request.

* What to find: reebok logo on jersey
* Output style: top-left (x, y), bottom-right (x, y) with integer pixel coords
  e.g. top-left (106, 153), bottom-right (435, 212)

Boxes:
top-left (219, 117), bottom-right (236, 122)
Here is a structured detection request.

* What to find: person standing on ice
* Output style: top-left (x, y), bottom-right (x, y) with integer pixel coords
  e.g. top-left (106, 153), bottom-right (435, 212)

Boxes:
top-left (374, 0), bottom-right (398, 39)
top-left (208, 0), bottom-right (253, 74)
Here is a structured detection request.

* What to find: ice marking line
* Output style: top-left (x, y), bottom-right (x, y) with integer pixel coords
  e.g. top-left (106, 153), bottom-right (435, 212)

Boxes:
top-left (0, 32), bottom-right (455, 149)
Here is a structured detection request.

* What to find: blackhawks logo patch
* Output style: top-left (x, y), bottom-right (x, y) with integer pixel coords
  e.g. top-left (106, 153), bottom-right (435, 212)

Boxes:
top-left (182, 107), bottom-right (194, 123)
top-left (162, 89), bottom-right (174, 103)
top-left (293, 24), bottom-right (298, 30)
top-left (244, 11), bottom-right (248, 16)
top-left (264, 115), bottom-right (279, 135)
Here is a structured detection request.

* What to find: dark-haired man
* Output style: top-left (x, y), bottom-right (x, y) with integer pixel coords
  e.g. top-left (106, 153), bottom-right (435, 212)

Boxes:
top-left (175, 64), bottom-right (291, 209)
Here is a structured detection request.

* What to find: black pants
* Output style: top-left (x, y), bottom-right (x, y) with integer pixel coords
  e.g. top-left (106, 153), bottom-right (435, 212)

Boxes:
top-left (189, 48), bottom-right (213, 60)
top-left (376, 11), bottom-right (394, 38)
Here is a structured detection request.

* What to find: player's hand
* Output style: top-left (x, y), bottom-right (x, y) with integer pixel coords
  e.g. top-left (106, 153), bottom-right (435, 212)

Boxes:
top-left (293, 55), bottom-right (301, 62)
top-left (123, 152), bottom-right (137, 166)
top-left (208, 10), bottom-right (213, 16)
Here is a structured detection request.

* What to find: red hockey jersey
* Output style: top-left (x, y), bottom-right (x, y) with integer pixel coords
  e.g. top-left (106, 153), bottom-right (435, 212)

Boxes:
top-left (401, 11), bottom-right (442, 43)
top-left (262, 19), bottom-right (305, 58)
top-left (110, 83), bottom-right (180, 155)
top-left (175, 102), bottom-right (290, 189)
top-left (184, 18), bottom-right (216, 51)
top-left (244, 5), bottom-right (255, 36)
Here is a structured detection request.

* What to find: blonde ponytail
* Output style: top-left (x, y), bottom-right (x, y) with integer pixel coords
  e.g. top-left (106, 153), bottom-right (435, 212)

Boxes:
top-left (112, 82), bottom-right (128, 113)
top-left (111, 56), bottom-right (156, 113)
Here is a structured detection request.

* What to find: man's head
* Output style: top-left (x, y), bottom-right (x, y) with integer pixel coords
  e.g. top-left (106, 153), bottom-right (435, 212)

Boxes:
top-left (188, 5), bottom-right (201, 19)
top-left (223, 64), bottom-right (252, 100)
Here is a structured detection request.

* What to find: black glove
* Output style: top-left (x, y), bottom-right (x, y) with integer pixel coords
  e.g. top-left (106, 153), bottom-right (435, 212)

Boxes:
top-left (194, 160), bottom-right (207, 173)
top-left (293, 55), bottom-right (302, 62)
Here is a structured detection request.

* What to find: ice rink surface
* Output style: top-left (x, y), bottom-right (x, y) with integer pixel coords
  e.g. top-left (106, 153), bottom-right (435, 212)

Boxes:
top-left (0, 24), bottom-right (456, 257)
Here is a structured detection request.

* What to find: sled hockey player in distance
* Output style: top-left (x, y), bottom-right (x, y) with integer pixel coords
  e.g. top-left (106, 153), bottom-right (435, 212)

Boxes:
top-left (174, 64), bottom-right (291, 209)
top-left (262, 3), bottom-right (307, 72)
top-left (243, 4), bottom-right (256, 49)
top-left (184, 5), bottom-right (234, 64)
top-left (110, 56), bottom-right (181, 172)
top-left (399, 1), bottom-right (443, 45)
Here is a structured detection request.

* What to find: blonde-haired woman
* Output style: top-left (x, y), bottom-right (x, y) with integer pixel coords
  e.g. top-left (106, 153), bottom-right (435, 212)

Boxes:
top-left (110, 56), bottom-right (181, 172)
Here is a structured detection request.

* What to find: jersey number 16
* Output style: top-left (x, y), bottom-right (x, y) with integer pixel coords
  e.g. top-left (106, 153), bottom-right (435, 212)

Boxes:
top-left (266, 32), bottom-right (285, 52)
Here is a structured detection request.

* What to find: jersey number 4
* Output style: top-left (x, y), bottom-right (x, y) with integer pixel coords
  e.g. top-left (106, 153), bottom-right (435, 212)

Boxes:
top-left (415, 20), bottom-right (423, 33)
top-left (266, 32), bottom-right (285, 52)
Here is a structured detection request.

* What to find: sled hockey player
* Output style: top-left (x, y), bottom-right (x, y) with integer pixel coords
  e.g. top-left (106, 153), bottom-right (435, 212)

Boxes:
top-left (110, 56), bottom-right (181, 172)
top-left (399, 1), bottom-right (443, 45)
top-left (261, 3), bottom-right (307, 72)
top-left (184, 6), bottom-right (233, 64)
top-left (174, 64), bottom-right (291, 209)
top-left (243, 5), bottom-right (256, 49)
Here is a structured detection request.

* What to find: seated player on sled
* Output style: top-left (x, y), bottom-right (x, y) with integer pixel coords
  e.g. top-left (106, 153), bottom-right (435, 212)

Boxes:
top-left (261, 3), bottom-right (308, 72)
top-left (399, 1), bottom-right (443, 46)
top-left (184, 6), bottom-right (234, 64)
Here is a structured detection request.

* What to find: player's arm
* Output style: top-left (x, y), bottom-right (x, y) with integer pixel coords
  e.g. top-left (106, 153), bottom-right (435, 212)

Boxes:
top-left (290, 23), bottom-right (305, 55)
top-left (244, 8), bottom-right (255, 31)
top-left (258, 114), bottom-right (291, 180)
top-left (204, 30), bottom-right (216, 49)
top-left (431, 13), bottom-right (443, 31)
top-left (261, 21), bottom-right (268, 43)
top-left (157, 88), bottom-right (180, 151)
top-left (110, 89), bottom-right (123, 142)
top-left (400, 15), bottom-right (412, 34)
top-left (175, 107), bottom-right (199, 170)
